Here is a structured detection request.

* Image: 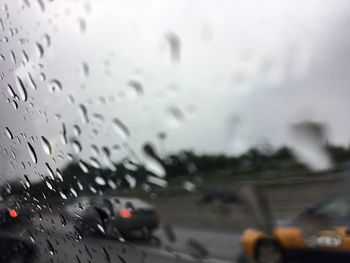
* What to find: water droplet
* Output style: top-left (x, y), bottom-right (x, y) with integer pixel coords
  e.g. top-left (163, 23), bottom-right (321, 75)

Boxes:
top-left (89, 157), bottom-right (100, 169)
top-left (78, 18), bottom-right (86, 33)
top-left (36, 42), bottom-right (44, 58)
top-left (72, 140), bottom-right (82, 153)
top-left (21, 50), bottom-right (29, 64)
top-left (16, 76), bottom-right (28, 101)
top-left (48, 79), bottom-right (62, 92)
top-left (27, 143), bottom-right (37, 164)
top-left (82, 62), bottom-right (89, 77)
top-left (112, 118), bottom-right (130, 140)
top-left (39, 72), bottom-right (46, 81)
top-left (70, 187), bottom-right (77, 197)
top-left (56, 169), bottom-right (63, 182)
top-left (186, 239), bottom-right (209, 260)
top-left (45, 179), bottom-right (53, 190)
top-left (47, 239), bottom-right (55, 255)
top-left (146, 175), bottom-right (168, 188)
top-left (125, 174), bottom-right (136, 188)
top-left (59, 190), bottom-right (67, 200)
top-left (28, 72), bottom-right (37, 90)
top-left (59, 213), bottom-right (66, 226)
top-left (165, 32), bottom-right (181, 63)
top-left (73, 125), bottom-right (81, 136)
top-left (5, 127), bottom-right (13, 139)
top-left (7, 84), bottom-right (16, 98)
top-left (102, 247), bottom-right (111, 263)
top-left (41, 136), bottom-right (52, 155)
top-left (127, 80), bottom-right (143, 97)
top-left (143, 143), bottom-right (166, 177)
top-left (43, 33), bottom-right (50, 47)
top-left (163, 223), bottom-right (176, 243)
top-left (46, 163), bottom-right (54, 179)
top-left (167, 106), bottom-right (185, 128)
top-left (183, 180), bottom-right (196, 192)
top-left (61, 123), bottom-right (67, 145)
top-left (10, 50), bottom-right (16, 64)
top-left (95, 176), bottom-right (106, 186)
top-left (79, 104), bottom-right (89, 124)
top-left (79, 160), bottom-right (89, 173)
top-left (24, 174), bottom-right (31, 188)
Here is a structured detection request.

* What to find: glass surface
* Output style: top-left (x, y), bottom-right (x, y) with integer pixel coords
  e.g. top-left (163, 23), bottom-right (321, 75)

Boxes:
top-left (0, 0), bottom-right (350, 262)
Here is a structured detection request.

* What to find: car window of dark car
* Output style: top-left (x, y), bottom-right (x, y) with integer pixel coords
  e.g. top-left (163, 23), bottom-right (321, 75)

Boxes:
top-left (313, 195), bottom-right (350, 220)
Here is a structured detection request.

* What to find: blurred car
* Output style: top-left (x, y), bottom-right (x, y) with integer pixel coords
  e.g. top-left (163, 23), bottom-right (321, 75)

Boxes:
top-left (0, 195), bottom-right (37, 262)
top-left (63, 196), bottom-right (159, 239)
top-left (240, 191), bottom-right (350, 263)
top-left (0, 195), bottom-right (33, 229)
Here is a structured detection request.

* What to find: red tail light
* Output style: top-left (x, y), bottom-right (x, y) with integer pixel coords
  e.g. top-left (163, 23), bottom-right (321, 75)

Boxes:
top-left (9, 209), bottom-right (17, 218)
top-left (119, 208), bottom-right (132, 218)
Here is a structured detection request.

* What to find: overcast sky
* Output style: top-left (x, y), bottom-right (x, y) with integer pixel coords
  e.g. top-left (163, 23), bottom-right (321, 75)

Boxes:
top-left (2, 0), bottom-right (350, 181)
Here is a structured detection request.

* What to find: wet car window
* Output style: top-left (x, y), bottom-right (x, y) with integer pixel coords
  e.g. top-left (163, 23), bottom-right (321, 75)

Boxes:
top-left (1, 0), bottom-right (350, 263)
top-left (313, 195), bottom-right (350, 219)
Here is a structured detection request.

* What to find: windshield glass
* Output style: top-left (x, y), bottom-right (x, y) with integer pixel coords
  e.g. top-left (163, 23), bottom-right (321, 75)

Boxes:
top-left (1, 1), bottom-right (350, 263)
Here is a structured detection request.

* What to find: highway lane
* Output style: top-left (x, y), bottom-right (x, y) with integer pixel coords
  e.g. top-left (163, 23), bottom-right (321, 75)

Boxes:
top-left (24, 212), bottom-right (241, 263)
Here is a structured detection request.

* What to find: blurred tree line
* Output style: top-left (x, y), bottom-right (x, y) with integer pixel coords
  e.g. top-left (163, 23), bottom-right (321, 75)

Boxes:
top-left (6, 144), bottom-right (350, 200)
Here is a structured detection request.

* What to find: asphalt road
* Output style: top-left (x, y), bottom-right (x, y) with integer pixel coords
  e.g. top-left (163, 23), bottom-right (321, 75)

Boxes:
top-left (14, 212), bottom-right (241, 263)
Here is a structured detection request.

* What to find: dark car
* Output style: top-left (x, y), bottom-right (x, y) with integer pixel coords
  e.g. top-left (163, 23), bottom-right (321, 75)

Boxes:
top-left (240, 192), bottom-right (350, 263)
top-left (0, 195), bottom-right (37, 262)
top-left (0, 195), bottom-right (32, 229)
top-left (63, 196), bottom-right (159, 239)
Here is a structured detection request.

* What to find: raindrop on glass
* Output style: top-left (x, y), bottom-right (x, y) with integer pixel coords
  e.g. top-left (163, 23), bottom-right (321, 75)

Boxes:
top-left (72, 140), bottom-right (82, 153)
top-left (5, 127), bottom-right (13, 139)
top-left (48, 79), bottom-right (62, 92)
top-left (27, 142), bottom-right (37, 164)
top-left (79, 160), bottom-right (89, 173)
top-left (16, 76), bottom-right (28, 101)
top-left (79, 104), bottom-right (89, 124)
top-left (41, 136), bottom-right (52, 155)
top-left (112, 118), bottom-right (130, 140)
top-left (28, 72), bottom-right (37, 90)
top-left (36, 42), bottom-right (44, 58)
top-left (95, 176), bottom-right (106, 186)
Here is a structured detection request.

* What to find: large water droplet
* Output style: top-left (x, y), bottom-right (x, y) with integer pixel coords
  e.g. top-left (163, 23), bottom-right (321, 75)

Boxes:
top-left (36, 42), bottom-right (44, 58)
top-left (16, 76), bottom-right (28, 101)
top-left (167, 106), bottom-right (185, 128)
top-left (48, 79), bottom-right (62, 92)
top-left (24, 174), bottom-right (31, 188)
top-left (73, 125), bottom-right (81, 136)
top-left (79, 104), bottom-right (89, 124)
top-left (112, 118), bottom-right (130, 140)
top-left (143, 143), bottom-right (166, 177)
top-left (89, 157), bottom-right (101, 169)
top-left (146, 175), bottom-right (168, 188)
top-left (5, 127), bottom-right (13, 139)
top-left (72, 140), bottom-right (82, 153)
top-left (79, 160), bottom-right (89, 173)
top-left (41, 136), bottom-right (52, 155)
top-left (56, 169), bottom-right (63, 182)
top-left (47, 239), bottom-right (55, 255)
top-left (27, 72), bottom-right (37, 90)
top-left (165, 32), bottom-right (181, 63)
top-left (27, 142), bottom-right (37, 164)
top-left (59, 213), bottom-right (66, 226)
top-left (127, 80), bottom-right (143, 98)
top-left (95, 176), bottom-right (106, 186)
top-left (61, 123), bottom-right (67, 145)
top-left (7, 84), bottom-right (16, 98)
top-left (82, 62), bottom-right (89, 77)
top-left (78, 18), bottom-right (86, 33)
top-left (46, 163), bottom-right (55, 180)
